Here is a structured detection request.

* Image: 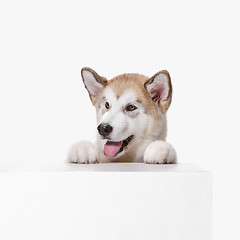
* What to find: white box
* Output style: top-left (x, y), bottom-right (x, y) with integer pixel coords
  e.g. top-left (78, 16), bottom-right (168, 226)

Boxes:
top-left (0, 163), bottom-right (212, 240)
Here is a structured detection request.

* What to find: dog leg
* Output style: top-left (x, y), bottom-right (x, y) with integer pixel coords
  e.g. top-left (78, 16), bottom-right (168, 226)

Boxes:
top-left (67, 141), bottom-right (99, 164)
top-left (144, 140), bottom-right (177, 164)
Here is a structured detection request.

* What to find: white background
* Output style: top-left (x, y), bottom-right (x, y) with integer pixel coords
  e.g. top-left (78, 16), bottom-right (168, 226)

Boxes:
top-left (0, 0), bottom-right (239, 239)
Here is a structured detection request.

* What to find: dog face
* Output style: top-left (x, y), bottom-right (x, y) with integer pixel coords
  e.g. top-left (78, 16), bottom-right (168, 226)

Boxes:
top-left (81, 67), bottom-right (172, 159)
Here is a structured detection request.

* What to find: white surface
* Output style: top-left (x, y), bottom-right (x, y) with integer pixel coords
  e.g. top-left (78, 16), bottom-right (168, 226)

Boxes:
top-left (0, 162), bottom-right (205, 172)
top-left (0, 163), bottom-right (212, 240)
top-left (0, 1), bottom-right (239, 239)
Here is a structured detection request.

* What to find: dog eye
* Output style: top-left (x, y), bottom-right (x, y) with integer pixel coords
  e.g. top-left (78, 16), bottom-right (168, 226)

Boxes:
top-left (105, 102), bottom-right (110, 109)
top-left (126, 104), bottom-right (137, 111)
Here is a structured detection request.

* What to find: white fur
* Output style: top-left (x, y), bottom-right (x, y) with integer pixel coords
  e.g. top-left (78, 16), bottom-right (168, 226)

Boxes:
top-left (144, 140), bottom-right (177, 164)
top-left (97, 88), bottom-right (146, 142)
top-left (68, 141), bottom-right (99, 164)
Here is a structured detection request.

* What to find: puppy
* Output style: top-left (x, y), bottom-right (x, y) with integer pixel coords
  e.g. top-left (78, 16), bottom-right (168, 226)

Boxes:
top-left (68, 67), bottom-right (176, 164)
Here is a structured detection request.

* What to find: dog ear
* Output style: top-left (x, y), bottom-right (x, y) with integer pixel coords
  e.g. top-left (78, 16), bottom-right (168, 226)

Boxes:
top-left (144, 70), bottom-right (172, 112)
top-left (81, 67), bottom-right (108, 104)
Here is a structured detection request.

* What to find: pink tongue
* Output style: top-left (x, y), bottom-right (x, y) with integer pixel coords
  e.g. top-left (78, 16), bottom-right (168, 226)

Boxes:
top-left (104, 141), bottom-right (122, 157)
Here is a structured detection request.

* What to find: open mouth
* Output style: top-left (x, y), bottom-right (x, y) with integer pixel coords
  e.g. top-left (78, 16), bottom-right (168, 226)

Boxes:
top-left (104, 135), bottom-right (133, 157)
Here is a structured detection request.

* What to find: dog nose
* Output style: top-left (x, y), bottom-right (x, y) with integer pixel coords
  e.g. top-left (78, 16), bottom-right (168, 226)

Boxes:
top-left (97, 124), bottom-right (113, 137)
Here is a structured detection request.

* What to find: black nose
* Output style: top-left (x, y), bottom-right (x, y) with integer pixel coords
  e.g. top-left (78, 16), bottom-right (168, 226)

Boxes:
top-left (97, 124), bottom-right (113, 137)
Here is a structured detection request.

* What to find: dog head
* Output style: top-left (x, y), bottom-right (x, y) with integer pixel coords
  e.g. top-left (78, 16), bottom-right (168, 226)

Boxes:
top-left (81, 67), bottom-right (172, 159)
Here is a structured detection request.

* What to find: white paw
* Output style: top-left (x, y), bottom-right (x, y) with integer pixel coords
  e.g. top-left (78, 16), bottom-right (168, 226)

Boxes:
top-left (144, 140), bottom-right (177, 164)
top-left (67, 141), bottom-right (99, 164)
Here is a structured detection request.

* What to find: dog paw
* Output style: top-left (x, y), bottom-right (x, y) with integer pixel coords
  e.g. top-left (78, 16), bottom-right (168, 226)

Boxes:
top-left (144, 140), bottom-right (177, 164)
top-left (67, 141), bottom-right (99, 164)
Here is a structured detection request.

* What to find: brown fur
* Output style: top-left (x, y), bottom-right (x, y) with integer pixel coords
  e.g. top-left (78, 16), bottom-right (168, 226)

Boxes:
top-left (107, 73), bottom-right (158, 118)
top-left (92, 71), bottom-right (172, 119)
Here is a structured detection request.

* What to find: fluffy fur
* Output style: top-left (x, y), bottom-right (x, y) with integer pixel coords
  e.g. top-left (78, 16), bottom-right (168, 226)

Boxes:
top-left (68, 67), bottom-right (176, 164)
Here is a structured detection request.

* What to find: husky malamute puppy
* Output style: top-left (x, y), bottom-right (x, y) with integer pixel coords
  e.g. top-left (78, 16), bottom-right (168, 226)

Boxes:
top-left (68, 67), bottom-right (176, 164)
